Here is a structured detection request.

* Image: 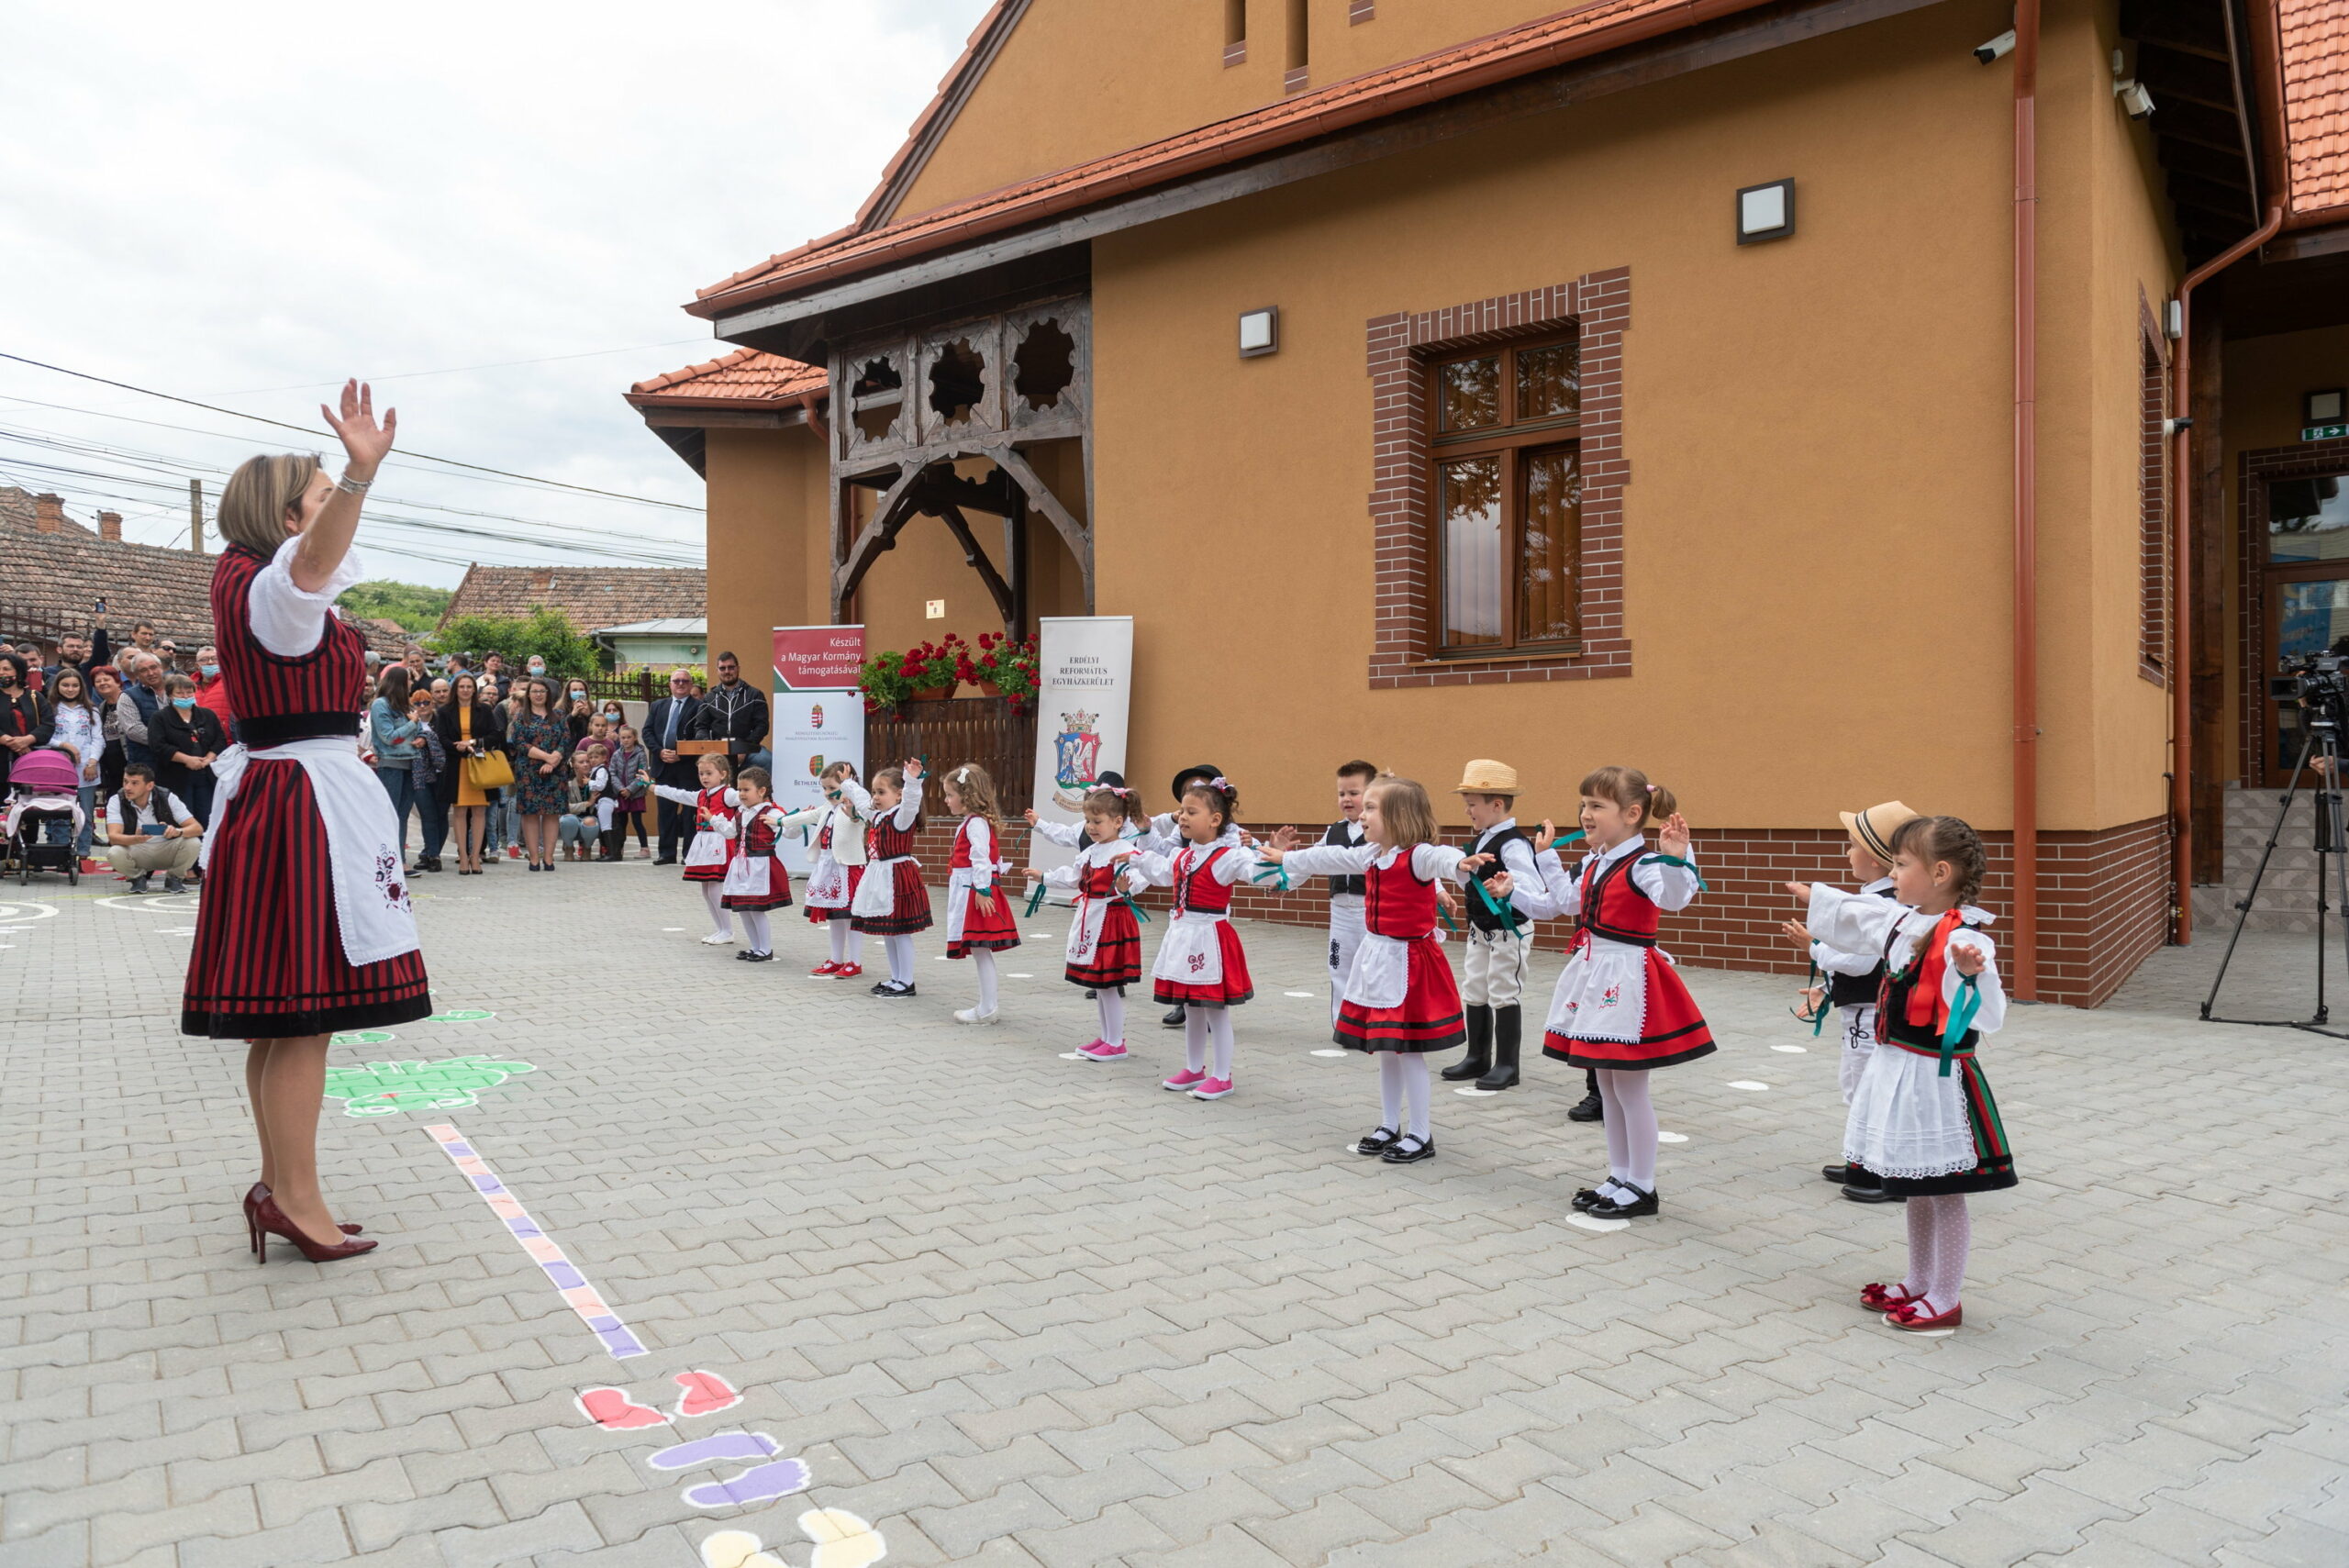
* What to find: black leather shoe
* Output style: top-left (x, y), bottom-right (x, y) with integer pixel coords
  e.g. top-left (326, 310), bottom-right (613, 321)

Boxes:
top-left (1823, 1163), bottom-right (1854, 1184)
top-left (875, 982), bottom-right (917, 998)
top-left (742, 951), bottom-right (774, 963)
top-left (1572, 1184), bottom-right (1614, 1211)
top-left (1842, 1184), bottom-right (1898, 1204)
top-left (1476, 1006), bottom-right (1522, 1091)
top-left (1353, 1126), bottom-right (1400, 1156)
top-left (1163, 1006), bottom-right (1186, 1029)
top-left (1586, 1182), bottom-right (1656, 1218)
top-left (1566, 1091), bottom-right (1605, 1122)
top-left (1380, 1133), bottom-right (1435, 1164)
top-left (1442, 1007), bottom-right (1492, 1081)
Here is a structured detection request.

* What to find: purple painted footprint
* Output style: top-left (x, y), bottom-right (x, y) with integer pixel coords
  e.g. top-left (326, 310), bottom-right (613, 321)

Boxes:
top-left (648, 1432), bottom-right (780, 1471)
top-left (681, 1457), bottom-right (812, 1508)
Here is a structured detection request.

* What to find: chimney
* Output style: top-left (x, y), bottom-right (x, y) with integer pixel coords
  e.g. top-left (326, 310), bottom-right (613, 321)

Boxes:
top-left (529, 568), bottom-right (552, 595)
top-left (33, 493), bottom-right (64, 534)
top-left (97, 511), bottom-right (122, 542)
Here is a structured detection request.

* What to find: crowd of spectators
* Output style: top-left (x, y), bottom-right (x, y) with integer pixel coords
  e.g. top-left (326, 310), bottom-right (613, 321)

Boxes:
top-left (1, 611), bottom-right (771, 894)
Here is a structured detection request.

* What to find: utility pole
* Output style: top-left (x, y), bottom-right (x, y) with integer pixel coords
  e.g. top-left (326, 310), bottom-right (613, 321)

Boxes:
top-left (189, 479), bottom-right (204, 553)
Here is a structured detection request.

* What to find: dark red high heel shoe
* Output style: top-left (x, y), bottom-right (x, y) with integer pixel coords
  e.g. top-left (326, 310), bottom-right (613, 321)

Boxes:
top-left (245, 1183), bottom-right (361, 1256)
top-left (252, 1194), bottom-right (378, 1263)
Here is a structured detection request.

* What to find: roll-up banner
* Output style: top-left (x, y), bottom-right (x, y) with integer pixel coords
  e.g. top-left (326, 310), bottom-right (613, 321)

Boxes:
top-left (1027, 617), bottom-right (1134, 901)
top-left (772, 625), bottom-right (864, 874)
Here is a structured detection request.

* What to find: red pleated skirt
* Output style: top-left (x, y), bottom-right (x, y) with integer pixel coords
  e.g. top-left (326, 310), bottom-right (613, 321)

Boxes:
top-left (1337, 936), bottom-right (1465, 1053)
top-left (1065, 905), bottom-right (1143, 989)
top-left (852, 860), bottom-right (932, 936)
top-left (807, 863), bottom-right (863, 924)
top-left (181, 758), bottom-right (432, 1039)
top-left (1153, 921), bottom-right (1255, 1008)
top-left (947, 881), bottom-right (1022, 958)
top-left (1542, 949), bottom-right (1717, 1070)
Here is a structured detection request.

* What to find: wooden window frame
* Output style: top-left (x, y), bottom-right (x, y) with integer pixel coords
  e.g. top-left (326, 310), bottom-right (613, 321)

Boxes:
top-left (2236, 435), bottom-right (2349, 786)
top-left (1365, 269), bottom-right (1631, 690)
top-left (1427, 331), bottom-right (1583, 655)
top-left (2137, 300), bottom-right (2168, 685)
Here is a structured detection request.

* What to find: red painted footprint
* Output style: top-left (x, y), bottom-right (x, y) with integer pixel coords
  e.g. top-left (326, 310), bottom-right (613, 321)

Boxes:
top-left (674, 1370), bottom-right (742, 1418)
top-left (576, 1386), bottom-right (669, 1430)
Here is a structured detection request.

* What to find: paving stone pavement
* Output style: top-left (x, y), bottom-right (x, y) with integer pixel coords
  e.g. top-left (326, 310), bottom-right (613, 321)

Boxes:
top-left (2, 862), bottom-right (2345, 1567)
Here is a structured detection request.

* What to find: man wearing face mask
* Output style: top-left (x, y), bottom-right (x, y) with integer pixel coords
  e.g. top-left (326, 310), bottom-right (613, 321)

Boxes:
top-left (152, 673), bottom-right (228, 827)
top-left (192, 642), bottom-right (236, 741)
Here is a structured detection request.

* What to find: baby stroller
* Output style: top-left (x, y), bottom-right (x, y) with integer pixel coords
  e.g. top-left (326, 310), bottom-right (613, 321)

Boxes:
top-left (3, 748), bottom-right (84, 884)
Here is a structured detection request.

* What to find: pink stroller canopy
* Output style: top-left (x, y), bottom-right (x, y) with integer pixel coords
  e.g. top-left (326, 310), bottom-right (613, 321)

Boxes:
top-left (8, 749), bottom-right (81, 795)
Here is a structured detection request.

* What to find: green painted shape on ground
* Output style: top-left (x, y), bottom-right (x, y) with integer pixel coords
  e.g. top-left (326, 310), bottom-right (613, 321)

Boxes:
top-left (322, 1056), bottom-right (538, 1118)
top-left (331, 1030), bottom-right (398, 1046)
top-left (425, 1009), bottom-right (495, 1022)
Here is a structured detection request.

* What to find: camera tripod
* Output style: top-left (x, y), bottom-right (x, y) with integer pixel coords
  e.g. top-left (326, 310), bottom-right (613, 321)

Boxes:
top-left (2200, 717), bottom-right (2349, 1038)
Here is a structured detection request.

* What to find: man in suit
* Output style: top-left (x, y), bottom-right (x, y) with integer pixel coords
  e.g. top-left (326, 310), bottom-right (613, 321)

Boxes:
top-left (644, 668), bottom-right (704, 864)
top-left (689, 651), bottom-right (769, 774)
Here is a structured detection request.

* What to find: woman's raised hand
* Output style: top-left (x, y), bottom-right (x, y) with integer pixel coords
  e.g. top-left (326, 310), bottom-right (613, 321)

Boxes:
top-left (1658, 812), bottom-right (1691, 858)
top-left (321, 381), bottom-right (395, 473)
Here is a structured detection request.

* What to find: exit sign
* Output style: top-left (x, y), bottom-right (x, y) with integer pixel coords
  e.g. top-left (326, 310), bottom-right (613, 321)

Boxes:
top-left (2305, 425), bottom-right (2348, 441)
top-left (924, 599), bottom-right (946, 618)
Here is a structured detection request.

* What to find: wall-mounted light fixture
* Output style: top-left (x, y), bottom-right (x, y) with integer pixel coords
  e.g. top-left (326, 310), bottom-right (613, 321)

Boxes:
top-left (1239, 306), bottom-right (1280, 359)
top-left (2307, 388), bottom-right (2345, 426)
top-left (1735, 178), bottom-right (1795, 245)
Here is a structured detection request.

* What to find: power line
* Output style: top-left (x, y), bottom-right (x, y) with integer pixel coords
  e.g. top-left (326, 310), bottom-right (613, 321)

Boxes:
top-left (0, 351), bottom-right (705, 512)
top-left (207, 337), bottom-right (715, 395)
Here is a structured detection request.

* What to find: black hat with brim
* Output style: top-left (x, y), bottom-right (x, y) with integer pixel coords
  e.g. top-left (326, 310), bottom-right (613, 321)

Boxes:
top-left (1172, 764), bottom-right (1224, 797)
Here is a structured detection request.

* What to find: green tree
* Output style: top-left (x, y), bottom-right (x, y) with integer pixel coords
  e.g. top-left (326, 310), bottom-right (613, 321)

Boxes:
top-left (427, 607), bottom-right (605, 678)
top-left (337, 580), bottom-right (453, 633)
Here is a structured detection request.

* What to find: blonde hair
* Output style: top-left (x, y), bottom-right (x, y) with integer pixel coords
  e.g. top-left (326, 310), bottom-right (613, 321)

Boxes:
top-left (945, 762), bottom-right (1005, 841)
top-left (1579, 764), bottom-right (1675, 829)
top-left (1368, 776), bottom-right (1438, 851)
top-left (217, 453), bottom-right (321, 555)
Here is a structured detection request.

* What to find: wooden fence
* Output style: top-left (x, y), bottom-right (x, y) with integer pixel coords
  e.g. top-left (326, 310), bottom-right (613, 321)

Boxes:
top-left (866, 697), bottom-right (1037, 813)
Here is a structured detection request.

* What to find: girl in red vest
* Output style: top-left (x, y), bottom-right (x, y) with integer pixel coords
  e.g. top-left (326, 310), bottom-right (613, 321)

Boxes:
top-left (1790, 816), bottom-right (2011, 1332)
top-left (1494, 765), bottom-right (1712, 1220)
top-left (850, 760), bottom-right (930, 996)
top-left (941, 762), bottom-right (1022, 1023)
top-left (719, 766), bottom-right (792, 963)
top-left (1027, 784), bottom-right (1151, 1059)
top-left (1257, 775), bottom-right (1482, 1164)
top-left (646, 752), bottom-right (740, 947)
top-left (1126, 777), bottom-right (1262, 1100)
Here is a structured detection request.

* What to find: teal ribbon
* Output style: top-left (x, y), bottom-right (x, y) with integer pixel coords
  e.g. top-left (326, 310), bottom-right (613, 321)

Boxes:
top-left (1469, 873), bottom-right (1526, 940)
top-left (1437, 900), bottom-right (1461, 936)
top-left (1549, 829), bottom-right (1588, 851)
top-left (1796, 961), bottom-right (1831, 1037)
top-left (1024, 882), bottom-right (1048, 918)
top-left (1638, 852), bottom-right (1709, 891)
top-left (1114, 894), bottom-right (1153, 925)
top-left (1249, 859), bottom-right (1293, 892)
top-left (1937, 975), bottom-right (1981, 1078)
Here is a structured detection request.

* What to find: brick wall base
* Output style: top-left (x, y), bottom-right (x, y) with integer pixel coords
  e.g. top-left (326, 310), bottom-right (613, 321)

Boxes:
top-left (905, 814), bottom-right (2172, 1008)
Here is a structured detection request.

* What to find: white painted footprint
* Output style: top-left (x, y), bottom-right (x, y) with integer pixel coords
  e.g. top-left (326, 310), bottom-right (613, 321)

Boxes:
top-left (699, 1510), bottom-right (886, 1568)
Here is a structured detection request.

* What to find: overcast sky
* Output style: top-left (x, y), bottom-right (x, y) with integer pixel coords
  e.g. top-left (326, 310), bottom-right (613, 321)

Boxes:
top-left (0, 0), bottom-right (991, 586)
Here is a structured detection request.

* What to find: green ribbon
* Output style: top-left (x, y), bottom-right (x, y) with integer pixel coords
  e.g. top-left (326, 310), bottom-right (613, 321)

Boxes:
top-left (1114, 894), bottom-right (1153, 925)
top-left (1796, 961), bottom-right (1831, 1037)
top-left (1937, 975), bottom-right (1981, 1078)
top-left (1249, 859), bottom-right (1293, 892)
top-left (1024, 882), bottom-right (1048, 918)
top-left (1438, 900), bottom-right (1461, 936)
top-left (1638, 852), bottom-right (1709, 891)
top-left (1548, 829), bottom-right (1589, 851)
top-left (1468, 873), bottom-right (1526, 940)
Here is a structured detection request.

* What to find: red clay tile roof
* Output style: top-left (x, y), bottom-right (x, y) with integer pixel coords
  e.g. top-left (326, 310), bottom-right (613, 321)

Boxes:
top-left (2280, 0), bottom-right (2349, 221)
top-left (440, 562), bottom-right (706, 632)
top-left (690, 0), bottom-right (1781, 315)
top-left (625, 348), bottom-right (826, 407)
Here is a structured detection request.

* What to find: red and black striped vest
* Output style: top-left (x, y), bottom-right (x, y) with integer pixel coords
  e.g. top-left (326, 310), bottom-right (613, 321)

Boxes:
top-left (870, 812), bottom-right (918, 861)
top-left (211, 544), bottom-right (365, 745)
top-left (1576, 851), bottom-right (1660, 948)
top-left (1173, 845), bottom-right (1237, 916)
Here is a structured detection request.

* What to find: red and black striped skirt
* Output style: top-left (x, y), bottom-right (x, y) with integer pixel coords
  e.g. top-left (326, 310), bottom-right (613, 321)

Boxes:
top-left (1065, 905), bottom-right (1143, 989)
top-left (852, 860), bottom-right (932, 936)
top-left (1337, 936), bottom-right (1465, 1054)
top-left (181, 758), bottom-right (431, 1039)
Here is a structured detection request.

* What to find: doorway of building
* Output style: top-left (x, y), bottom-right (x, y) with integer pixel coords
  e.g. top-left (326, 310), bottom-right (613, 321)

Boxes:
top-left (2258, 465), bottom-right (2349, 784)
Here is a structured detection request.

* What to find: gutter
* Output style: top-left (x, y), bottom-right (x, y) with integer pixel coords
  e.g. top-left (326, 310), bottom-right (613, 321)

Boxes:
top-left (2011, 0), bottom-right (2041, 998)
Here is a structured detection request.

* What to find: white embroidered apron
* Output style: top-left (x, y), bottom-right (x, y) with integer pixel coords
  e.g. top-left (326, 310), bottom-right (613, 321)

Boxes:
top-left (203, 736), bottom-right (418, 967)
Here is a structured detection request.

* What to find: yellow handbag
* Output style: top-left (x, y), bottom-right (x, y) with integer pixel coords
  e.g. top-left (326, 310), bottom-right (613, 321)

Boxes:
top-left (463, 748), bottom-right (515, 790)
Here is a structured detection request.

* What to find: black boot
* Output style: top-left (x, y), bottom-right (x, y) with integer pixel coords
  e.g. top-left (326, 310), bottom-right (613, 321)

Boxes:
top-left (1566, 1067), bottom-right (1605, 1122)
top-left (1476, 1006), bottom-right (1521, 1091)
top-left (600, 828), bottom-right (623, 862)
top-left (1442, 1006), bottom-right (1493, 1081)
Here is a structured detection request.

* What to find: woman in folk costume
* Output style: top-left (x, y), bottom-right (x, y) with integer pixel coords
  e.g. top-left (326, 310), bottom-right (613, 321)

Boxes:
top-left (645, 751), bottom-right (741, 945)
top-left (184, 384), bottom-right (423, 1263)
top-left (1790, 815), bottom-right (2013, 1332)
top-left (719, 766), bottom-right (793, 962)
top-left (939, 762), bottom-right (1022, 1025)
top-left (1495, 765), bottom-right (1711, 1220)
top-left (1027, 784), bottom-right (1151, 1060)
top-left (850, 759), bottom-right (930, 997)
top-left (778, 760), bottom-right (868, 978)
top-left (1124, 776), bottom-right (1263, 1100)
top-left (1256, 776), bottom-right (1480, 1165)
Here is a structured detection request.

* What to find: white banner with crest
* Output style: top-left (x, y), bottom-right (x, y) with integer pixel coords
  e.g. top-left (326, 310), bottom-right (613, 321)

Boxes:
top-left (1026, 617), bottom-right (1133, 900)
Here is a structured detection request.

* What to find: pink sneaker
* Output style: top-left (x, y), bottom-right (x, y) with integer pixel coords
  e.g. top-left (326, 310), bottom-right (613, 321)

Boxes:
top-left (1190, 1076), bottom-right (1235, 1100)
top-left (1077, 1040), bottom-right (1128, 1061)
top-left (1161, 1068), bottom-right (1207, 1092)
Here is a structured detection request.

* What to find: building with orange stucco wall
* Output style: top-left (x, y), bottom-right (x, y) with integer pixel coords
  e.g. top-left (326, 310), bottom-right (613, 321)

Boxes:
top-left (629, 0), bottom-right (2349, 1006)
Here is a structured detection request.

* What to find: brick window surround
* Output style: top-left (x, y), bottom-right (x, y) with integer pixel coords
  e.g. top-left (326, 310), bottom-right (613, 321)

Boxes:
top-left (2137, 295), bottom-right (2168, 686)
top-left (1365, 268), bottom-right (1630, 689)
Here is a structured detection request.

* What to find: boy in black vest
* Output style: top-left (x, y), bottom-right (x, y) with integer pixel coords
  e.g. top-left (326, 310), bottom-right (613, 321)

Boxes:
top-left (1319, 761), bottom-right (1379, 1020)
top-left (1446, 761), bottom-right (1544, 1092)
top-left (1789, 799), bottom-right (1919, 1203)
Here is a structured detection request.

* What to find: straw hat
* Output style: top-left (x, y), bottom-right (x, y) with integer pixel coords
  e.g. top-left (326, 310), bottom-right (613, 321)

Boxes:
top-left (1453, 759), bottom-right (1520, 795)
top-left (1838, 800), bottom-right (1921, 864)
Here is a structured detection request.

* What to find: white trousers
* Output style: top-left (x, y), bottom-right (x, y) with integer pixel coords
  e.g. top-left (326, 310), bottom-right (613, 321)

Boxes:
top-left (1328, 896), bottom-right (1365, 1023)
top-left (1838, 1003), bottom-right (1878, 1104)
top-left (1462, 927), bottom-right (1528, 1007)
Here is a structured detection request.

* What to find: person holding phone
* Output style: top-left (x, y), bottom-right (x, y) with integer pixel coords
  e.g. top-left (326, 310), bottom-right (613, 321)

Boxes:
top-left (103, 762), bottom-right (201, 893)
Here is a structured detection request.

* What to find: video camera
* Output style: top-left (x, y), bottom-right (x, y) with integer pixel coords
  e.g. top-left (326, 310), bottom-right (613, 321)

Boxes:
top-left (2272, 648), bottom-right (2349, 724)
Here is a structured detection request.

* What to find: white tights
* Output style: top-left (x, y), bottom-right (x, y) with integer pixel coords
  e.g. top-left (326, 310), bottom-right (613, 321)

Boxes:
top-left (827, 919), bottom-right (864, 966)
top-left (1597, 1068), bottom-right (1659, 1192)
top-left (1376, 1053), bottom-right (1432, 1140)
top-left (1183, 1008), bottom-right (1236, 1079)
top-left (740, 911), bottom-right (772, 955)
top-left (1096, 986), bottom-right (1126, 1046)
top-left (1903, 1194), bottom-right (1973, 1314)
top-left (885, 935), bottom-right (916, 986)
top-left (972, 949), bottom-right (1000, 1015)
top-left (701, 884), bottom-right (731, 939)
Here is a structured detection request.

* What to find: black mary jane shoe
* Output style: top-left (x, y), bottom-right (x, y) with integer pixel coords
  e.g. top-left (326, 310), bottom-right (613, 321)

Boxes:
top-left (1380, 1133), bottom-right (1436, 1164)
top-left (734, 950), bottom-right (756, 961)
top-left (1566, 1090), bottom-right (1605, 1123)
top-left (1585, 1182), bottom-right (1658, 1219)
top-left (1571, 1184), bottom-right (1617, 1212)
top-left (1353, 1126), bottom-right (1400, 1157)
top-left (1823, 1162), bottom-right (1854, 1184)
top-left (874, 982), bottom-right (917, 998)
top-left (741, 951), bottom-right (774, 963)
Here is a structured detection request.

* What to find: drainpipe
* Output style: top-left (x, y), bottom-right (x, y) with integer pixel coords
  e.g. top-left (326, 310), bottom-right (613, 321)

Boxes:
top-left (2168, 204), bottom-right (2282, 944)
top-left (2011, 0), bottom-right (2041, 999)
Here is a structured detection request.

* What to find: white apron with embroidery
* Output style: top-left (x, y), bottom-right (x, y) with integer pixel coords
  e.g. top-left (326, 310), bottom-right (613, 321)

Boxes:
top-left (202, 735), bottom-right (417, 966)
top-left (1055, 842), bottom-right (1137, 963)
top-left (721, 805), bottom-right (785, 902)
top-left (852, 848), bottom-right (909, 919)
top-left (1546, 936), bottom-right (1658, 1043)
top-left (1152, 910), bottom-right (1228, 988)
top-left (1342, 932), bottom-right (1412, 1010)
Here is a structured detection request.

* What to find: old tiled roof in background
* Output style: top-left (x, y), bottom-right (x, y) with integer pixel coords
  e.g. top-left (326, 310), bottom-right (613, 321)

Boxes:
top-left (439, 563), bottom-right (706, 633)
top-left (0, 485), bottom-right (407, 656)
top-left (625, 348), bottom-right (827, 407)
top-left (2281, 0), bottom-right (2348, 220)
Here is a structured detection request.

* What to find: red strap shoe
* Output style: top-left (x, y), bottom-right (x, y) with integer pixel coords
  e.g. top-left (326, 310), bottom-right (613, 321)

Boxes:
top-left (809, 960), bottom-right (842, 976)
top-left (1859, 1282), bottom-right (1923, 1313)
top-left (1884, 1299), bottom-right (1962, 1331)
top-left (833, 962), bottom-right (864, 979)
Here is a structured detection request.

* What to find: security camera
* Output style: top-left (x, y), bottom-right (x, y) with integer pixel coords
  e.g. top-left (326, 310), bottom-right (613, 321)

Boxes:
top-left (1975, 28), bottom-right (2015, 63)
top-left (2115, 79), bottom-right (2155, 119)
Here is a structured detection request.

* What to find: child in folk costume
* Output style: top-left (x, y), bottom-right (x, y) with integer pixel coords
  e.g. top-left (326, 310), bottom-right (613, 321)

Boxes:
top-left (1125, 776), bottom-right (1263, 1100)
top-left (721, 767), bottom-right (793, 962)
top-left (1317, 761), bottom-right (1377, 1025)
top-left (1785, 800), bottom-right (1919, 1205)
top-left (1444, 760), bottom-right (1546, 1094)
top-left (1145, 763), bottom-right (1231, 1029)
top-left (1493, 766), bottom-right (1712, 1220)
top-left (645, 752), bottom-right (740, 946)
top-left (940, 763), bottom-right (1022, 1024)
top-left (780, 761), bottom-right (869, 979)
top-left (850, 760), bottom-right (930, 997)
top-left (1027, 785), bottom-right (1150, 1060)
top-left (1790, 816), bottom-right (2012, 1331)
top-left (1258, 777), bottom-right (1484, 1164)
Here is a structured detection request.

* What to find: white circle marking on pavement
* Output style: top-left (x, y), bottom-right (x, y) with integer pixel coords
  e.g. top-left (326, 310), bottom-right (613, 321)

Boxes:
top-left (1568, 1214), bottom-right (1631, 1233)
top-left (1656, 1130), bottom-right (1688, 1143)
top-left (1284, 991), bottom-right (1315, 997)
top-left (1007, 973), bottom-right (1032, 979)
top-left (1728, 1080), bottom-right (1770, 1091)
top-left (1773, 1044), bottom-right (1808, 1053)
top-left (0, 901), bottom-right (61, 924)
top-left (1454, 1085), bottom-right (1500, 1097)
top-left (1310, 1049), bottom-right (1346, 1058)
top-left (95, 894), bottom-right (200, 913)
top-left (662, 928), bottom-right (685, 931)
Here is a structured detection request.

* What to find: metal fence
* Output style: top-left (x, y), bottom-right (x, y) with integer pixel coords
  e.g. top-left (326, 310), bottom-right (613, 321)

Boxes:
top-left (866, 697), bottom-right (1037, 814)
